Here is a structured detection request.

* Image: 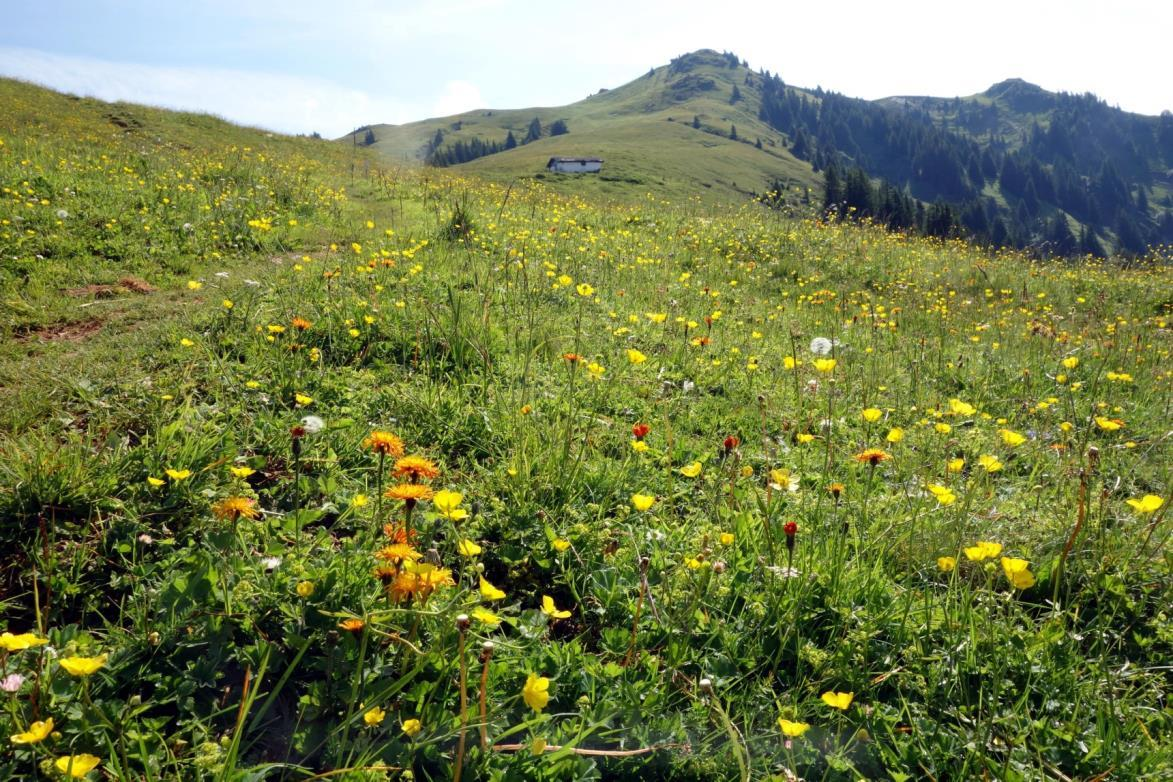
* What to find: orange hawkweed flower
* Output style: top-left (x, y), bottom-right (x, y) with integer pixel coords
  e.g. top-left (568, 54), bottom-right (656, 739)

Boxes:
top-left (393, 456), bottom-right (440, 482)
top-left (383, 523), bottom-right (417, 543)
top-left (854, 448), bottom-right (892, 466)
top-left (212, 496), bottom-right (260, 522)
top-left (385, 484), bottom-right (434, 503)
top-left (364, 430), bottom-right (405, 457)
top-left (338, 618), bottom-right (365, 632)
top-left (291, 316), bottom-right (313, 330)
top-left (375, 543), bottom-right (423, 565)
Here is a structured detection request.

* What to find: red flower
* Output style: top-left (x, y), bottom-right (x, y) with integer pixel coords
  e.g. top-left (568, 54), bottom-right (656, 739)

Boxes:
top-left (632, 423), bottom-right (650, 440)
top-left (783, 521), bottom-right (798, 536)
top-left (723, 435), bottom-right (740, 452)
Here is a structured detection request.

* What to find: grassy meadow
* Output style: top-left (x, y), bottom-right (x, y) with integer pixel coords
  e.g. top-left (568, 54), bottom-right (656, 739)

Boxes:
top-left (1, 79), bottom-right (1172, 781)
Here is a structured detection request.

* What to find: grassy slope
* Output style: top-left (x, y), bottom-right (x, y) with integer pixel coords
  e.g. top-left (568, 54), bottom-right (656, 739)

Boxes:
top-left (1, 79), bottom-right (1172, 782)
top-left (354, 50), bottom-right (820, 203)
top-left (0, 77), bottom-right (402, 431)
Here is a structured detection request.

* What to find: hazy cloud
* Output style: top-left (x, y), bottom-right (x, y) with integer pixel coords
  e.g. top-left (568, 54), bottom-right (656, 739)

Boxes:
top-left (0, 46), bottom-right (421, 137)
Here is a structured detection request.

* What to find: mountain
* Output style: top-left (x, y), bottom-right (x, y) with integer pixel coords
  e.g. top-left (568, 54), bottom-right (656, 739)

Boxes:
top-left (347, 49), bottom-right (821, 203)
top-left (352, 49), bottom-right (1173, 256)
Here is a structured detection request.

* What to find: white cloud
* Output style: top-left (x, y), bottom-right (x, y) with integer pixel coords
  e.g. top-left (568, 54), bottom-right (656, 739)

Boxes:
top-left (432, 80), bottom-right (484, 117)
top-left (0, 46), bottom-right (420, 137)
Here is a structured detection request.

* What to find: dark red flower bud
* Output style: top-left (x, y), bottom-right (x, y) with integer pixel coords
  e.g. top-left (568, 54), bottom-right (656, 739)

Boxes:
top-left (783, 521), bottom-right (798, 536)
top-left (632, 423), bottom-right (650, 440)
top-left (723, 435), bottom-right (739, 452)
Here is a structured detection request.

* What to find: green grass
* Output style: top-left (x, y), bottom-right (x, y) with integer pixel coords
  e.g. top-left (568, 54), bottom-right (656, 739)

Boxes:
top-left (1, 79), bottom-right (1172, 782)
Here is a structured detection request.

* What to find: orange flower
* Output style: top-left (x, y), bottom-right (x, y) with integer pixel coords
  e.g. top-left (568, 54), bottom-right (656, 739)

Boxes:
top-left (376, 543), bottom-right (423, 565)
top-left (338, 618), bottom-right (365, 632)
top-left (383, 524), bottom-right (417, 544)
top-left (853, 448), bottom-right (892, 466)
top-left (364, 431), bottom-right (405, 457)
top-left (291, 316), bottom-right (313, 330)
top-left (393, 456), bottom-right (440, 482)
top-left (385, 484), bottom-right (434, 503)
top-left (212, 496), bottom-right (260, 522)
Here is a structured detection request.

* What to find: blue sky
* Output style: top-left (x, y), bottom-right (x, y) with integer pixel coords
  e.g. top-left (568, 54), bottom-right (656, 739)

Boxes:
top-left (1, 0), bottom-right (1170, 137)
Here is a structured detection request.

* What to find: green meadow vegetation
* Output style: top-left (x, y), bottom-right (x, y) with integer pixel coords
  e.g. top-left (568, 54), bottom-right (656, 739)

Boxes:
top-left (1, 77), bottom-right (1171, 781)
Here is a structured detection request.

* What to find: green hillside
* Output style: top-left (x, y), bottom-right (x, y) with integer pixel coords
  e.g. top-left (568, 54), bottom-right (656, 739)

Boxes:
top-left (350, 50), bottom-right (820, 203)
top-left (2, 75), bottom-right (1171, 782)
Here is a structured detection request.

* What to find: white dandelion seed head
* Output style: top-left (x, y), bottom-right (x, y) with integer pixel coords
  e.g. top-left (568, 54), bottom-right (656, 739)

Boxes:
top-left (300, 415), bottom-right (325, 434)
top-left (55, 209), bottom-right (70, 219)
top-left (809, 337), bottom-right (833, 355)
top-left (260, 556), bottom-right (282, 571)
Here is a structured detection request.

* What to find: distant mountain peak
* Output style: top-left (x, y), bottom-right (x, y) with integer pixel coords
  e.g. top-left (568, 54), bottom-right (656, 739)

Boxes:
top-left (983, 78), bottom-right (1052, 112)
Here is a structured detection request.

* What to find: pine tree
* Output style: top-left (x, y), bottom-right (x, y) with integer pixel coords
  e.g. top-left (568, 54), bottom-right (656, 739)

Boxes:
top-left (524, 117), bottom-right (542, 144)
top-left (549, 119), bottom-right (569, 136)
top-left (823, 164), bottom-right (842, 215)
top-left (730, 124), bottom-right (738, 141)
top-left (504, 131), bottom-right (517, 150)
top-left (692, 115), bottom-right (701, 129)
top-left (731, 85), bottom-right (742, 104)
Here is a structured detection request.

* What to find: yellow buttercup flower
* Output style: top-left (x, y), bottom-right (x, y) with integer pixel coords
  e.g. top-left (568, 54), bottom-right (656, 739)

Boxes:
top-left (58, 654), bottom-right (108, 677)
top-left (457, 539), bottom-right (483, 557)
top-left (821, 691), bottom-right (854, 710)
top-left (1000, 429), bottom-right (1026, 447)
top-left (630, 493), bottom-right (655, 512)
top-left (719, 532), bottom-right (735, 546)
top-left (479, 576), bottom-right (506, 601)
top-left (472, 606), bottom-right (501, 627)
top-left (1000, 557), bottom-right (1036, 589)
top-left (947, 458), bottom-right (965, 473)
top-left (523, 673), bottom-right (550, 712)
top-left (935, 423), bottom-right (953, 435)
top-left (1094, 416), bottom-right (1123, 432)
top-left (54, 755), bottom-right (102, 778)
top-left (541, 595), bottom-right (571, 619)
top-left (165, 468), bottom-right (191, 481)
top-left (812, 358), bottom-right (837, 373)
top-left (1125, 495), bottom-right (1164, 514)
top-left (296, 581), bottom-right (315, 598)
top-left (229, 465), bottom-right (255, 478)
top-left (626, 348), bottom-right (647, 364)
top-left (401, 718), bottom-right (422, 737)
top-left (10, 717), bottom-right (53, 744)
top-left (363, 706), bottom-right (386, 726)
top-left (927, 484), bottom-right (957, 506)
top-left (949, 398), bottom-right (976, 416)
top-left (552, 538), bottom-right (571, 552)
top-left (1061, 356), bottom-right (1079, 369)
top-left (778, 717), bottom-right (810, 737)
top-left (861, 407), bottom-right (882, 423)
top-left (0, 632), bottom-right (48, 652)
top-left (433, 489), bottom-right (469, 520)
top-left (937, 556), bottom-right (956, 573)
top-left (978, 455), bottom-right (1003, 473)
top-left (964, 541), bottom-right (1003, 562)
top-left (679, 461), bottom-right (703, 478)
top-left (576, 283), bottom-right (594, 297)
top-left (886, 427), bottom-right (904, 443)
top-left (147, 476), bottom-right (165, 487)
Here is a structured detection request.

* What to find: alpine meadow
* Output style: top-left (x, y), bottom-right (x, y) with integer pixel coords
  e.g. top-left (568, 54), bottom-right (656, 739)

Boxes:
top-left (1, 42), bottom-right (1171, 782)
